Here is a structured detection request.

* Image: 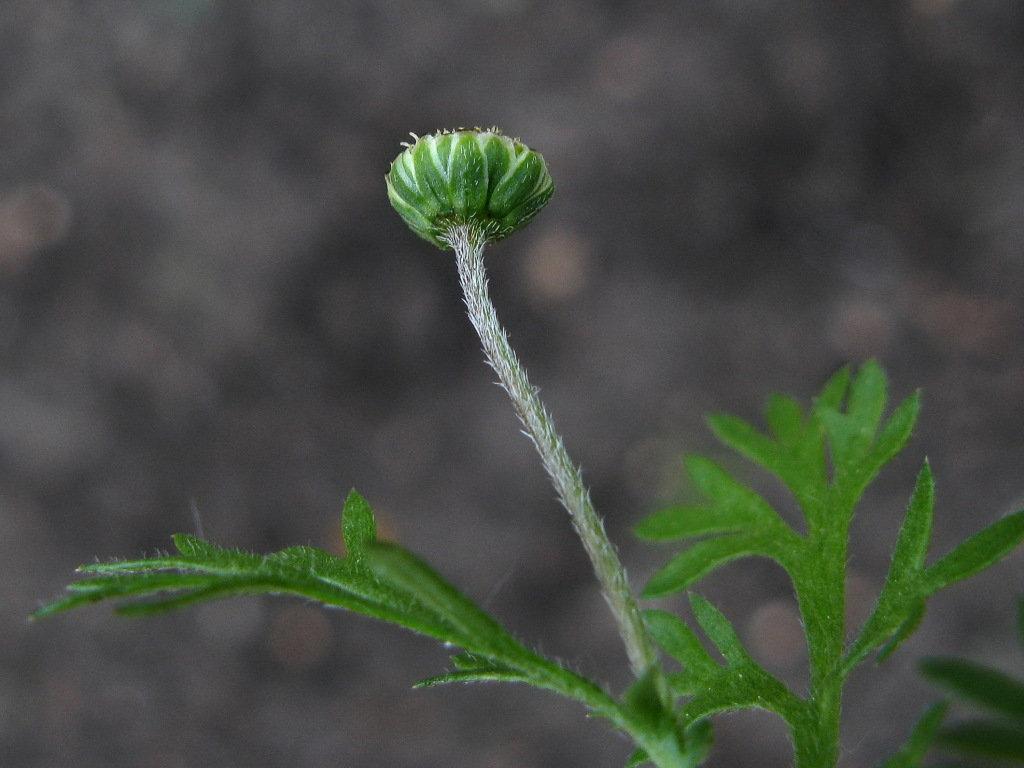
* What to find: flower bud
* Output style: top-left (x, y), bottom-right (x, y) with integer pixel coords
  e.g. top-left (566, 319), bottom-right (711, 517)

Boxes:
top-left (386, 128), bottom-right (554, 249)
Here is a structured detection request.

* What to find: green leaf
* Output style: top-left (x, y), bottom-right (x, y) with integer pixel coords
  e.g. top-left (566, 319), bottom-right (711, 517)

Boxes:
top-left (847, 360), bottom-right (888, 426)
top-left (923, 509), bottom-right (1024, 596)
top-left (341, 489), bottom-right (376, 564)
top-left (641, 536), bottom-right (765, 599)
top-left (888, 462), bottom-right (936, 576)
top-left (766, 393), bottom-right (807, 445)
top-left (644, 609), bottom-right (720, 678)
top-left (689, 594), bottom-right (752, 667)
top-left (417, 655), bottom-right (535, 688)
top-left (813, 366), bottom-right (851, 413)
top-left (878, 702), bottom-right (948, 768)
top-left (621, 666), bottom-right (673, 735)
top-left (364, 541), bottom-right (525, 659)
top-left (819, 361), bottom-right (888, 473)
top-left (40, 539), bottom-right (462, 645)
top-left (683, 719), bottom-right (715, 765)
top-left (706, 413), bottom-right (782, 480)
top-left (38, 493), bottom-right (623, 725)
top-left (638, 362), bottom-right (1024, 767)
top-left (937, 719), bottom-right (1024, 761)
top-left (845, 464), bottom-right (935, 670)
top-left (635, 504), bottom-right (746, 542)
top-left (361, 543), bottom-right (618, 714)
top-left (815, 362), bottom-right (920, 512)
top-left (623, 747), bottom-right (649, 768)
top-left (867, 392), bottom-right (921, 475)
top-left (685, 456), bottom-right (793, 535)
top-left (921, 658), bottom-right (1024, 721)
top-left (874, 599), bottom-right (926, 665)
top-left (709, 402), bottom-right (827, 523)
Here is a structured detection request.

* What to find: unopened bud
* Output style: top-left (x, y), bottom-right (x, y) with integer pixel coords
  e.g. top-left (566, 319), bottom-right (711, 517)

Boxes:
top-left (386, 128), bottom-right (554, 249)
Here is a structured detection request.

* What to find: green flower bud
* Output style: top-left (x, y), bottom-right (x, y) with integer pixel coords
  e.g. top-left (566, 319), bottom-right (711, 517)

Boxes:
top-left (386, 128), bottom-right (554, 249)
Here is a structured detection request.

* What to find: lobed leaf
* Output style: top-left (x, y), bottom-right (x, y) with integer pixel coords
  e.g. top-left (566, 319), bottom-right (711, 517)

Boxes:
top-left (637, 361), bottom-right (1024, 766)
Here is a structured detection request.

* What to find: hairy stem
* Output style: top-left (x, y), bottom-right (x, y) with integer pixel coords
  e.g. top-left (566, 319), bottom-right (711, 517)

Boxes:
top-left (445, 224), bottom-right (658, 677)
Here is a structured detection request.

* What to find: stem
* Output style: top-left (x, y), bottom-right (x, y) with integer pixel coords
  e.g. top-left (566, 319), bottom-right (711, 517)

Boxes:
top-left (445, 224), bottom-right (658, 678)
top-left (788, 498), bottom-right (851, 768)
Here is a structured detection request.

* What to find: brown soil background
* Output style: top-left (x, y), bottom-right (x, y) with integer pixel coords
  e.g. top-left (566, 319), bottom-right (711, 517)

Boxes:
top-left (3, 2), bottom-right (1024, 766)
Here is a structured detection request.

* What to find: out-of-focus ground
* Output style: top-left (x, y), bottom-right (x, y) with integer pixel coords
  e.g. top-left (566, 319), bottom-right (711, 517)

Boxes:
top-left (2, 2), bottom-right (1023, 766)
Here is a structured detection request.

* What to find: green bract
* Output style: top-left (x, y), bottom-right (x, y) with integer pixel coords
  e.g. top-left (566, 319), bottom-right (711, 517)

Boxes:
top-left (386, 129), bottom-right (554, 249)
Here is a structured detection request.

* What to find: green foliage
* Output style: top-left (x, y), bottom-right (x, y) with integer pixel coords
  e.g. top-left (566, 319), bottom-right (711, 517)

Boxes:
top-left (36, 490), bottom-right (709, 767)
top-left (37, 362), bottom-right (1024, 768)
top-left (636, 361), bottom-right (1024, 767)
top-left (37, 491), bottom-right (616, 710)
top-left (921, 600), bottom-right (1024, 764)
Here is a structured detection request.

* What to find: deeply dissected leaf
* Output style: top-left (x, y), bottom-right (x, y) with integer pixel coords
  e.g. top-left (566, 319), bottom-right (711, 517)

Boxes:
top-left (887, 463), bottom-right (936, 576)
top-left (637, 458), bottom-right (800, 598)
top-left (38, 491), bottom-right (622, 721)
top-left (813, 366), bottom-right (851, 413)
top-left (640, 361), bottom-right (1024, 767)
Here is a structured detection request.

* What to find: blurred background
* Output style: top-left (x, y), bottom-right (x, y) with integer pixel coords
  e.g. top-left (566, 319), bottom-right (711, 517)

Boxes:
top-left (2, 1), bottom-right (1023, 766)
